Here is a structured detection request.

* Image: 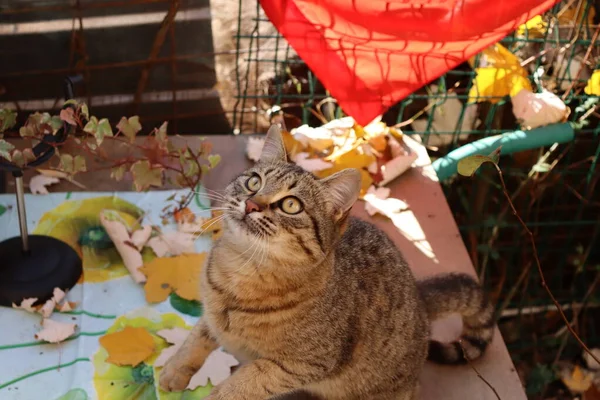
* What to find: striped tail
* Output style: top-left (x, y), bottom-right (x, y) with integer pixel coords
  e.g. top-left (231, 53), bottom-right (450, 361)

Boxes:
top-left (417, 273), bottom-right (495, 364)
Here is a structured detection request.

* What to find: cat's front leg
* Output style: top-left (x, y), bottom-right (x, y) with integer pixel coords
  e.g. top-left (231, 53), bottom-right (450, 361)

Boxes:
top-left (206, 358), bottom-right (311, 400)
top-left (160, 318), bottom-right (218, 392)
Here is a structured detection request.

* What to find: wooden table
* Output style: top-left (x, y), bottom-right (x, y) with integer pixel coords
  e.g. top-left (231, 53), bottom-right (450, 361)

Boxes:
top-left (4, 135), bottom-right (526, 400)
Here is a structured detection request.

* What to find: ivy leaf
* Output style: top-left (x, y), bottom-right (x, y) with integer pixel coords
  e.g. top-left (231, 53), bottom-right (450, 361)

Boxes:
top-left (130, 160), bottom-right (163, 191)
top-left (80, 104), bottom-right (89, 120)
top-left (169, 292), bottom-right (203, 317)
top-left (111, 165), bottom-right (127, 181)
top-left (74, 155), bottom-right (87, 173)
top-left (22, 148), bottom-right (36, 164)
top-left (117, 116), bottom-right (142, 143)
top-left (12, 150), bottom-right (26, 168)
top-left (48, 115), bottom-right (63, 134)
top-left (84, 117), bottom-right (113, 145)
top-left (0, 139), bottom-right (15, 161)
top-left (59, 108), bottom-right (77, 126)
top-left (0, 109), bottom-right (17, 133)
top-left (59, 154), bottom-right (75, 174)
top-left (155, 121), bottom-right (168, 149)
top-left (457, 154), bottom-right (499, 177)
top-left (208, 154), bottom-right (221, 168)
top-left (63, 99), bottom-right (78, 106)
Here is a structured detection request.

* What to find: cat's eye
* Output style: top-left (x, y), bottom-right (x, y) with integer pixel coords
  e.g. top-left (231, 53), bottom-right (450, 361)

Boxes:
top-left (245, 174), bottom-right (262, 192)
top-left (279, 196), bottom-right (303, 215)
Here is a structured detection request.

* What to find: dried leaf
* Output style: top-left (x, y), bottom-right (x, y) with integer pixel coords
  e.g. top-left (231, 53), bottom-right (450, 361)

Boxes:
top-left (186, 348), bottom-right (239, 389)
top-left (111, 165), bottom-right (127, 181)
top-left (29, 175), bottom-right (60, 195)
top-left (130, 225), bottom-right (152, 251)
top-left (584, 348), bottom-right (600, 370)
top-left (56, 301), bottom-right (78, 312)
top-left (147, 231), bottom-right (196, 257)
top-left (379, 153), bottom-right (418, 186)
top-left (59, 108), bottom-right (77, 126)
top-left (12, 297), bottom-right (38, 312)
top-left (246, 137), bottom-right (265, 162)
top-left (130, 160), bottom-right (163, 191)
top-left (139, 253), bottom-right (206, 303)
top-left (154, 327), bottom-right (189, 367)
top-left (364, 186), bottom-right (391, 216)
top-left (292, 152), bottom-right (334, 172)
top-left (99, 326), bottom-right (155, 367)
top-left (34, 318), bottom-right (77, 343)
top-left (117, 116), bottom-right (142, 143)
top-left (174, 207), bottom-right (195, 224)
top-left (562, 366), bottom-right (594, 393)
top-left (512, 89), bottom-right (568, 130)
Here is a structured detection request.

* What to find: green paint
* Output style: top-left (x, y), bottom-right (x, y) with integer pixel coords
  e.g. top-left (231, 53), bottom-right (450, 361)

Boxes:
top-left (131, 363), bottom-right (154, 385)
top-left (78, 226), bottom-right (114, 250)
top-left (0, 357), bottom-right (90, 390)
top-left (194, 184), bottom-right (210, 210)
top-left (66, 192), bottom-right (72, 200)
top-left (0, 204), bottom-right (6, 217)
top-left (169, 293), bottom-right (203, 317)
top-left (59, 310), bottom-right (117, 319)
top-left (0, 330), bottom-right (106, 351)
top-left (54, 388), bottom-right (88, 400)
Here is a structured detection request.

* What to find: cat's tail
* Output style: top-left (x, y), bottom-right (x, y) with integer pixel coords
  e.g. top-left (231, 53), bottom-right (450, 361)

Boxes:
top-left (417, 273), bottom-right (495, 365)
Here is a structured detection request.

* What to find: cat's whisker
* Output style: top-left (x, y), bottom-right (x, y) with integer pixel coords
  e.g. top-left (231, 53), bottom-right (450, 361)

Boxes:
top-left (235, 232), bottom-right (264, 273)
top-left (194, 213), bottom-right (229, 236)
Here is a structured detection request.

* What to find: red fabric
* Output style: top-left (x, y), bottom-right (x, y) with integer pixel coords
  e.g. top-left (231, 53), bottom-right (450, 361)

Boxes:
top-left (260, 0), bottom-right (560, 126)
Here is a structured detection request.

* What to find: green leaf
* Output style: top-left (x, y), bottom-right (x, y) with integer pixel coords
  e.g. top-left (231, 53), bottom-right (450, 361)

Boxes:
top-left (80, 104), bottom-right (89, 120)
top-left (84, 116), bottom-right (113, 145)
top-left (83, 116), bottom-right (98, 134)
top-left (0, 204), bottom-right (6, 217)
top-left (111, 165), bottom-right (127, 181)
top-left (63, 99), bottom-right (78, 106)
top-left (532, 162), bottom-right (551, 173)
top-left (48, 115), bottom-right (63, 134)
top-left (11, 150), bottom-right (25, 168)
top-left (457, 155), bottom-right (497, 177)
top-left (74, 155), bottom-right (87, 173)
top-left (117, 116), bottom-right (142, 143)
top-left (0, 139), bottom-right (14, 161)
top-left (526, 364), bottom-right (555, 395)
top-left (59, 154), bottom-right (74, 173)
top-left (130, 160), bottom-right (163, 191)
top-left (54, 388), bottom-right (88, 400)
top-left (208, 154), bottom-right (221, 169)
top-left (22, 148), bottom-right (36, 163)
top-left (0, 109), bottom-right (17, 133)
top-left (154, 121), bottom-right (169, 149)
top-left (169, 292), bottom-right (203, 317)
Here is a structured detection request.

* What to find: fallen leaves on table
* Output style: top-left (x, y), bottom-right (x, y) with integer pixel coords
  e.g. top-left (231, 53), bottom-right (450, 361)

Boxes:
top-left (12, 297), bottom-right (38, 312)
top-left (154, 327), bottom-right (189, 367)
top-left (100, 210), bottom-right (146, 283)
top-left (468, 43), bottom-right (532, 103)
top-left (29, 175), bottom-right (60, 195)
top-left (34, 318), bottom-right (77, 343)
top-left (246, 137), bottom-right (265, 162)
top-left (561, 365), bottom-right (595, 394)
top-left (174, 207), bottom-right (223, 237)
top-left (99, 326), bottom-right (155, 367)
top-left (147, 231), bottom-right (196, 257)
top-left (56, 301), bottom-right (78, 312)
top-left (39, 287), bottom-right (67, 318)
top-left (292, 152), bottom-right (333, 172)
top-left (363, 186), bottom-right (409, 218)
top-left (36, 168), bottom-right (87, 190)
top-left (364, 186), bottom-right (391, 217)
top-left (186, 347), bottom-right (239, 389)
top-left (139, 253), bottom-right (206, 303)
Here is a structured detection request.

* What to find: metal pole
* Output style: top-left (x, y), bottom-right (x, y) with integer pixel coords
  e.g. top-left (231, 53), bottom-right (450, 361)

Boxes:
top-left (14, 174), bottom-right (29, 252)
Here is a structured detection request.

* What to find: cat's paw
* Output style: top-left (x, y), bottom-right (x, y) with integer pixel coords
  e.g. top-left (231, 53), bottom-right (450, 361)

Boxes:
top-left (159, 361), bottom-right (196, 392)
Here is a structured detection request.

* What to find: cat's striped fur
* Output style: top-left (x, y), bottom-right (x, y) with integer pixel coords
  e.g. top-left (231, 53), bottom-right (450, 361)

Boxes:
top-left (159, 125), bottom-right (495, 399)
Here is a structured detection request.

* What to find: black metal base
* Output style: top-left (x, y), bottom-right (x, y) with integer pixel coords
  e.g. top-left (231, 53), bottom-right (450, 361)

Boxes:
top-left (0, 235), bottom-right (82, 307)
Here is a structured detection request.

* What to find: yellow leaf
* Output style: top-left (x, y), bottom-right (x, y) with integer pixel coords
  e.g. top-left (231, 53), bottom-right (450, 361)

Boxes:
top-left (281, 130), bottom-right (306, 158)
top-left (585, 70), bottom-right (600, 96)
top-left (139, 253), bottom-right (206, 303)
top-left (468, 44), bottom-right (532, 103)
top-left (99, 326), bottom-right (155, 367)
top-left (562, 366), bottom-right (594, 394)
top-left (517, 15), bottom-right (547, 38)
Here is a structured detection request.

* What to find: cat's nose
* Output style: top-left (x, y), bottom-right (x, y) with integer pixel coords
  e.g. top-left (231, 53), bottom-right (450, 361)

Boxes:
top-left (245, 199), bottom-right (263, 214)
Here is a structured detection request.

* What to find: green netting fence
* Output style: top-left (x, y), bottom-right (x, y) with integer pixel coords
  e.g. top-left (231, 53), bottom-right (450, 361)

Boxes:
top-left (232, 0), bottom-right (600, 391)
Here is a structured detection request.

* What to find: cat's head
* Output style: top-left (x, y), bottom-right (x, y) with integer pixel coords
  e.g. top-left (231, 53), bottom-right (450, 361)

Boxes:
top-left (220, 125), bottom-right (361, 265)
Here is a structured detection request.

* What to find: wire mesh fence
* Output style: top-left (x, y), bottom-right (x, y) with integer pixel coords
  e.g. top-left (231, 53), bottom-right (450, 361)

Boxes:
top-left (232, 0), bottom-right (600, 392)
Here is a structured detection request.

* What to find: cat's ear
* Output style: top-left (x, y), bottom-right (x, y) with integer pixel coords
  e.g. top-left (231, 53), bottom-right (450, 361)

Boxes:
top-left (321, 168), bottom-right (361, 218)
top-left (260, 124), bottom-right (287, 163)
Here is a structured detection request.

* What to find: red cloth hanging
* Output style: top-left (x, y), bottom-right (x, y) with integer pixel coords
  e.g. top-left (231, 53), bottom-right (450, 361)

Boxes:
top-left (259, 0), bottom-right (560, 126)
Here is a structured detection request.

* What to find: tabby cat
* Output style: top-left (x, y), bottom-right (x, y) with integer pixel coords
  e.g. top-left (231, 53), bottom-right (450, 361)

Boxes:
top-left (159, 125), bottom-right (495, 399)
